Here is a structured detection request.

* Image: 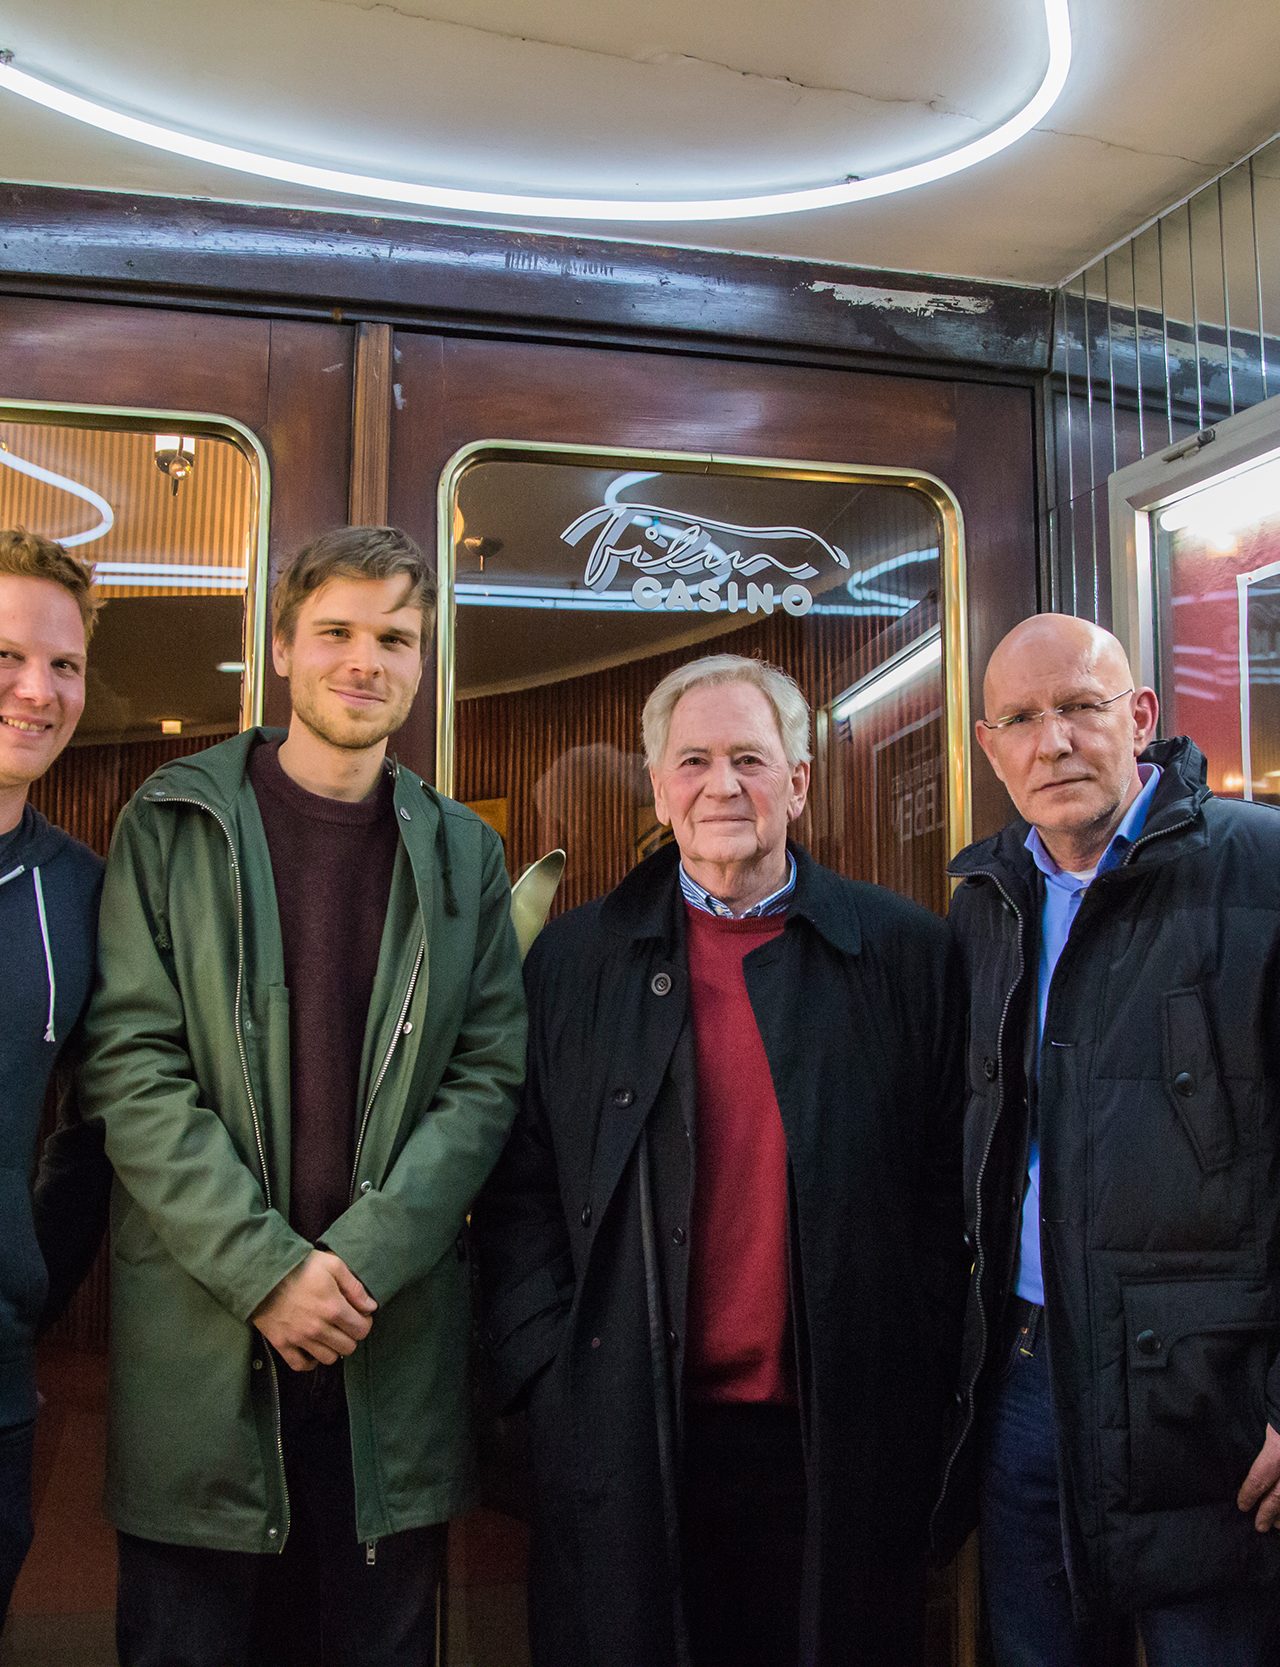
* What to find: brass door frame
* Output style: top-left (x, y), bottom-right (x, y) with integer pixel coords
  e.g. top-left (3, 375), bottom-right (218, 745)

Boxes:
top-left (437, 438), bottom-right (972, 856)
top-left (0, 396), bottom-right (272, 729)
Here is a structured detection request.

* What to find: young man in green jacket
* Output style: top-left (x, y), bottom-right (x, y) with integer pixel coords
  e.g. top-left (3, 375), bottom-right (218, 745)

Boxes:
top-left (81, 527), bottom-right (526, 1667)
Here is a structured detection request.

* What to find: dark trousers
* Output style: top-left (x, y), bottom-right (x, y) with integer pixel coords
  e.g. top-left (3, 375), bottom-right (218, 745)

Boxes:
top-left (0, 1417), bottom-right (35, 1626)
top-left (978, 1304), bottom-right (1280, 1667)
top-left (681, 1401), bottom-right (806, 1667)
top-left (117, 1372), bottom-right (445, 1667)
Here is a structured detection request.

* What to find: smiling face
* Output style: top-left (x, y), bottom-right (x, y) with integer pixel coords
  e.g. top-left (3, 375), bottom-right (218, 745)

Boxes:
top-left (650, 679), bottom-right (809, 909)
top-left (272, 574), bottom-right (424, 761)
top-left (0, 574), bottom-right (88, 830)
top-left (976, 614), bottom-right (1158, 868)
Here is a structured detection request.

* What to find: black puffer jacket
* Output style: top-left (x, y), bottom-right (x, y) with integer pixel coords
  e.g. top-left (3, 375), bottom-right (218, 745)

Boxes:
top-left (933, 736), bottom-right (1280, 1615)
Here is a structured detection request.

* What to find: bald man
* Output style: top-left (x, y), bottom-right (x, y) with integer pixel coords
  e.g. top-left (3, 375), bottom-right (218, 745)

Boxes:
top-left (932, 615), bottom-right (1280, 1665)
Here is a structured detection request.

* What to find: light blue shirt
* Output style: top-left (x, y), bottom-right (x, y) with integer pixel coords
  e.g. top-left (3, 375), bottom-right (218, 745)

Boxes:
top-left (1014, 764), bottom-right (1162, 1305)
top-left (679, 850), bottom-right (796, 919)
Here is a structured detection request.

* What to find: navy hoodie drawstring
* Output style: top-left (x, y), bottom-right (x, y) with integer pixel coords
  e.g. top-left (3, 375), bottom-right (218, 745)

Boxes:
top-left (0, 861), bottom-right (56, 1042)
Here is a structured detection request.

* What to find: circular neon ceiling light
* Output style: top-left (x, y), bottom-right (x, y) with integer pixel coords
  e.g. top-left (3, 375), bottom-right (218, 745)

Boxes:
top-left (0, 1), bottom-right (1071, 223)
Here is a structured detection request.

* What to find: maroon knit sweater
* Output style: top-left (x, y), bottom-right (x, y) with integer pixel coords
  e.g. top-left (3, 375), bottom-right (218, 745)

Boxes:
top-left (683, 906), bottom-right (795, 1406)
top-left (248, 738), bottom-right (399, 1245)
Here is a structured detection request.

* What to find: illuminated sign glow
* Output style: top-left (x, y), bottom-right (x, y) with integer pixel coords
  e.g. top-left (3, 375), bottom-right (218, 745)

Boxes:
top-left (0, 1), bottom-right (1071, 223)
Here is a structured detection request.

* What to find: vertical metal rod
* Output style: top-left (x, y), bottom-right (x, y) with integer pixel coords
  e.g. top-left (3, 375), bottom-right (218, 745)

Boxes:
top-left (1218, 177), bottom-right (1236, 415)
top-left (1130, 238), bottom-right (1145, 459)
top-left (1061, 288), bottom-right (1079, 616)
top-left (1081, 264), bottom-right (1100, 620)
top-left (1250, 157), bottom-right (1270, 401)
top-left (1188, 200), bottom-right (1205, 431)
top-left (1157, 216), bottom-right (1174, 444)
top-left (1104, 254), bottom-right (1119, 474)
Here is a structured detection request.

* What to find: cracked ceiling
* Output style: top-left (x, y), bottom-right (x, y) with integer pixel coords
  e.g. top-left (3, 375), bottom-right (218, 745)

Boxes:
top-left (0, 0), bottom-right (1278, 284)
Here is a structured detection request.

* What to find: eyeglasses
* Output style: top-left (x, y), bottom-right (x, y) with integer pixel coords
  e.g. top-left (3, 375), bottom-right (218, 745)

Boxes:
top-left (979, 688), bottom-right (1134, 736)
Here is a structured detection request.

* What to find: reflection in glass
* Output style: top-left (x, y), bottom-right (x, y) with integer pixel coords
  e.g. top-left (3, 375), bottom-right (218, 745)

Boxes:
top-left (449, 456), bottom-right (953, 916)
top-left (1153, 449), bottom-right (1280, 799)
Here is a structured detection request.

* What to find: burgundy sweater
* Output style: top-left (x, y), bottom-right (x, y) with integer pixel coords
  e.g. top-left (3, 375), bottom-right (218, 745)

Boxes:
top-left (683, 906), bottom-right (795, 1405)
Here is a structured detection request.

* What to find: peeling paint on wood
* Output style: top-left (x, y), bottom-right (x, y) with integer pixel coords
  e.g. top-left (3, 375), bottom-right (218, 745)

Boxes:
top-left (807, 281), bottom-right (993, 318)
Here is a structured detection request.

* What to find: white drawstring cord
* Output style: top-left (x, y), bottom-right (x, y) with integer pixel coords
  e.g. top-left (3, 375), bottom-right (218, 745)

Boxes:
top-left (32, 866), bottom-right (57, 1043)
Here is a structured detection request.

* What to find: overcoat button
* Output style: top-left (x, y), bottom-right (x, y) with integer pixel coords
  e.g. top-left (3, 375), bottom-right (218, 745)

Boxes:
top-left (399, 807), bottom-right (411, 821)
top-left (591, 1336), bottom-right (601, 1349)
top-left (982, 1057), bottom-right (998, 1081)
top-left (359, 1180), bottom-right (372, 1194)
top-left (611, 1088), bottom-right (635, 1108)
top-left (252, 1357), bottom-right (264, 1371)
top-left (1172, 1072), bottom-right (1195, 1098)
top-left (1136, 1330), bottom-right (1162, 1357)
top-left (650, 972), bottom-right (672, 996)
top-left (667, 1329), bottom-right (679, 1348)
top-left (671, 1227), bottom-right (686, 1246)
top-left (581, 1204), bottom-right (592, 1228)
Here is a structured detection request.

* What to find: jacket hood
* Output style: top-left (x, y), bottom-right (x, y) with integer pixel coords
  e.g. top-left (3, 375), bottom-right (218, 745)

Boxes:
top-left (0, 802), bottom-right (80, 877)
top-left (950, 734), bottom-right (1212, 886)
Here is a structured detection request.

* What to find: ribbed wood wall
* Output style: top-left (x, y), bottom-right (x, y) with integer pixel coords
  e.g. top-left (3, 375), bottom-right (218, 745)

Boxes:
top-left (29, 731), bottom-right (235, 1352)
top-left (455, 604), bottom-right (947, 916)
top-left (0, 423), bottom-right (253, 597)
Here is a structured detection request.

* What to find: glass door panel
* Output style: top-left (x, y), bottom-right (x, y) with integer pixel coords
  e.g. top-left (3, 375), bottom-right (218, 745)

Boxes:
top-left (442, 448), bottom-right (964, 915)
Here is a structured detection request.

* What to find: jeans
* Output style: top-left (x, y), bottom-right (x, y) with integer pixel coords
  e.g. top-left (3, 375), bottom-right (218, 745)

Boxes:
top-left (117, 1372), bottom-right (445, 1667)
top-left (978, 1308), bottom-right (1280, 1667)
top-left (0, 1417), bottom-right (35, 1626)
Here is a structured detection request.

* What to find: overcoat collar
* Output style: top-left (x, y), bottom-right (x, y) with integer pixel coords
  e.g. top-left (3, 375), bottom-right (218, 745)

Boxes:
top-left (597, 838), bottom-right (861, 957)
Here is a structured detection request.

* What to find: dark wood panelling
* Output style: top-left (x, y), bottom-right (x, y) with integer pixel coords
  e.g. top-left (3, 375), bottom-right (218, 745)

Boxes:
top-left (0, 186), bottom-right (1053, 377)
top-left (0, 295), bottom-right (272, 426)
top-left (349, 322), bottom-right (394, 525)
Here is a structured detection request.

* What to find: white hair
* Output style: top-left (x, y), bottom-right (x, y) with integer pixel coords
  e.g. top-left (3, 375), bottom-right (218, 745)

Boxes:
top-left (641, 654), bottom-right (811, 770)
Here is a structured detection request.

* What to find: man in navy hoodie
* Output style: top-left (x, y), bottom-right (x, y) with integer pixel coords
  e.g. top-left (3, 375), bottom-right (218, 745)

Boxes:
top-left (0, 528), bottom-right (103, 1621)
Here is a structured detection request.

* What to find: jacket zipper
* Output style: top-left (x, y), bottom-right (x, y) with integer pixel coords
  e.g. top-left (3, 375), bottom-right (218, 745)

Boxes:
top-left (932, 806), bottom-right (1199, 1537)
top-left (146, 790), bottom-right (289, 1549)
top-left (349, 938), bottom-right (425, 1198)
top-left (931, 867), bottom-right (1025, 1536)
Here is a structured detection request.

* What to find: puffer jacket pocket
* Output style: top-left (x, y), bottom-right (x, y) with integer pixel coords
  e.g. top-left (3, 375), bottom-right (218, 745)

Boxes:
top-left (1124, 1278), bottom-right (1278, 1512)
top-left (1163, 988), bottom-right (1234, 1173)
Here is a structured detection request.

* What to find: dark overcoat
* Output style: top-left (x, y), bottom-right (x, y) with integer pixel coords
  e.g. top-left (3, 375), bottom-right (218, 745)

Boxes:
top-left (476, 841), bottom-right (965, 1667)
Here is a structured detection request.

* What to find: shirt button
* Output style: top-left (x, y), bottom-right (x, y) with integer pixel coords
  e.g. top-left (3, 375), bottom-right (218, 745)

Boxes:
top-left (611, 1088), bottom-right (634, 1108)
top-left (252, 1357), bottom-right (264, 1371)
top-left (581, 1204), bottom-right (592, 1228)
top-left (666, 1329), bottom-right (679, 1348)
top-left (650, 972), bottom-right (672, 997)
top-left (399, 807), bottom-right (411, 822)
top-left (671, 1227), bottom-right (686, 1246)
top-left (591, 1336), bottom-right (601, 1349)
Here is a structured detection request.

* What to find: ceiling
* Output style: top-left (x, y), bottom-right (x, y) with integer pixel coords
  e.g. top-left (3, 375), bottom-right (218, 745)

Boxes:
top-left (0, 0), bottom-right (1278, 287)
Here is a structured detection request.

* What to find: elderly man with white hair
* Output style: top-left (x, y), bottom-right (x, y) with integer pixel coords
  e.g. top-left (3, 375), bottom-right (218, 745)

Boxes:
top-left (933, 613), bottom-right (1280, 1666)
top-left (477, 652), bottom-right (965, 1667)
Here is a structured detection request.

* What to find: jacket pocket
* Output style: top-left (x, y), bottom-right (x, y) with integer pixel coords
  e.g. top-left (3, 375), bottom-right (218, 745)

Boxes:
top-left (1124, 1278), bottom-right (1278, 1512)
top-left (1163, 988), bottom-right (1234, 1173)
